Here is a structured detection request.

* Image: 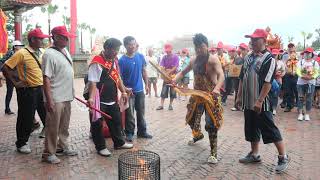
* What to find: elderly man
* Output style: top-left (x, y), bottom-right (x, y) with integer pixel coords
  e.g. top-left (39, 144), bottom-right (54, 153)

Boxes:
top-left (2, 28), bottom-right (49, 153)
top-left (41, 26), bottom-right (78, 164)
top-left (236, 29), bottom-right (290, 173)
top-left (87, 38), bottom-right (133, 157)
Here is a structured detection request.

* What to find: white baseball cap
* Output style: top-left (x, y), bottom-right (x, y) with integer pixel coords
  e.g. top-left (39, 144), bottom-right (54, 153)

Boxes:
top-left (12, 40), bottom-right (24, 46)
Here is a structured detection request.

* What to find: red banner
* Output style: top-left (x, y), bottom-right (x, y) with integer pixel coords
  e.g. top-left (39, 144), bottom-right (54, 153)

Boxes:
top-left (0, 9), bottom-right (8, 56)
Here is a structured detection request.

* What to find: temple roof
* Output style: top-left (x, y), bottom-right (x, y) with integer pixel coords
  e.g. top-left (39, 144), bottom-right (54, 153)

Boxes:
top-left (1, 0), bottom-right (51, 11)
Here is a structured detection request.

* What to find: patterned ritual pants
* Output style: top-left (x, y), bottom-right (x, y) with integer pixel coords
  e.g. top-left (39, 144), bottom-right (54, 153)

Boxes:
top-left (187, 103), bottom-right (218, 158)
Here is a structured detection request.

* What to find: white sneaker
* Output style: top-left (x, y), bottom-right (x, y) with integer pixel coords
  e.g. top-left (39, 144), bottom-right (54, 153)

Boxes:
top-left (304, 114), bottom-right (310, 121)
top-left (42, 154), bottom-right (61, 164)
top-left (230, 107), bottom-right (238, 111)
top-left (98, 148), bottom-right (111, 157)
top-left (17, 144), bottom-right (31, 154)
top-left (115, 143), bottom-right (133, 149)
top-left (298, 114), bottom-right (304, 121)
top-left (207, 155), bottom-right (218, 164)
top-left (39, 128), bottom-right (45, 138)
top-left (273, 110), bottom-right (277, 115)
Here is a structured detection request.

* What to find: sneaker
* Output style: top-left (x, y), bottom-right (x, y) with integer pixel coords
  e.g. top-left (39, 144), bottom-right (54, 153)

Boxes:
top-left (115, 143), bottom-right (133, 150)
top-left (230, 107), bottom-right (238, 111)
top-left (304, 114), bottom-right (310, 121)
top-left (168, 105), bottom-right (173, 110)
top-left (156, 106), bottom-right (164, 110)
top-left (273, 110), bottom-right (277, 115)
top-left (187, 133), bottom-right (204, 145)
top-left (280, 102), bottom-right (286, 108)
top-left (275, 155), bottom-right (291, 173)
top-left (39, 128), bottom-right (45, 138)
top-left (284, 107), bottom-right (292, 112)
top-left (137, 133), bottom-right (153, 139)
top-left (207, 155), bottom-right (218, 164)
top-left (17, 144), bottom-right (31, 154)
top-left (42, 154), bottom-right (61, 164)
top-left (56, 149), bottom-right (78, 156)
top-left (126, 134), bottom-right (134, 142)
top-left (98, 148), bottom-right (111, 157)
top-left (297, 114), bottom-right (304, 121)
top-left (239, 152), bottom-right (261, 163)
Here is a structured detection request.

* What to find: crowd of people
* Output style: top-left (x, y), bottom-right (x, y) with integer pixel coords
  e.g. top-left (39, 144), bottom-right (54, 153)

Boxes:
top-left (0, 26), bottom-right (319, 175)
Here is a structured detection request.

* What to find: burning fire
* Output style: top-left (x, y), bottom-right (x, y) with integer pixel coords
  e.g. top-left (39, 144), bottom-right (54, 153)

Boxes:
top-left (128, 157), bottom-right (150, 180)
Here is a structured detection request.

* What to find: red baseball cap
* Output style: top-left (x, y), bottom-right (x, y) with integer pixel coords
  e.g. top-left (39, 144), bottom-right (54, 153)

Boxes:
top-left (216, 41), bottom-right (224, 49)
top-left (27, 28), bottom-right (50, 39)
top-left (164, 44), bottom-right (173, 52)
top-left (51, 26), bottom-right (76, 38)
top-left (245, 29), bottom-right (268, 39)
top-left (304, 47), bottom-right (314, 53)
top-left (181, 48), bottom-right (189, 54)
top-left (272, 49), bottom-right (280, 55)
top-left (228, 46), bottom-right (237, 52)
top-left (209, 47), bottom-right (216, 52)
top-left (239, 43), bottom-right (248, 50)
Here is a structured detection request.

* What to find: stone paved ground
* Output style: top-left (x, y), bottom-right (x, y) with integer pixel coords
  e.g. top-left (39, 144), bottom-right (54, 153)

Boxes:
top-left (0, 79), bottom-right (319, 180)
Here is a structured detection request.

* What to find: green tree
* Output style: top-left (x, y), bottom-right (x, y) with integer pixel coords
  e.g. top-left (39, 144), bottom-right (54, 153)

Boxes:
top-left (78, 22), bottom-right (88, 52)
top-left (4, 11), bottom-right (15, 47)
top-left (296, 42), bottom-right (304, 52)
top-left (62, 15), bottom-right (71, 29)
top-left (41, 3), bottom-right (59, 36)
top-left (301, 31), bottom-right (313, 49)
top-left (311, 28), bottom-right (320, 50)
top-left (315, 28), bottom-right (320, 38)
top-left (287, 36), bottom-right (294, 43)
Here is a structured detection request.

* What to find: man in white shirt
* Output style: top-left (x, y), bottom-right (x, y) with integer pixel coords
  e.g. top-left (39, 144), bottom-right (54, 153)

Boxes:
top-left (146, 48), bottom-right (159, 97)
top-left (42, 26), bottom-right (78, 164)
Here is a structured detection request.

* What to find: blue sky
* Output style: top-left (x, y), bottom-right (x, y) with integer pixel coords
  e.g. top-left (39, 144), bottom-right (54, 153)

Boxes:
top-left (24, 0), bottom-right (320, 50)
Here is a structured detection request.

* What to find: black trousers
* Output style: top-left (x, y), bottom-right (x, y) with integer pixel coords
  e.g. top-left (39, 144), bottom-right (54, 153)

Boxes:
top-left (91, 103), bottom-right (125, 151)
top-left (222, 77), bottom-right (238, 103)
top-left (5, 78), bottom-right (14, 112)
top-left (283, 75), bottom-right (298, 109)
top-left (15, 86), bottom-right (46, 148)
top-left (244, 110), bottom-right (282, 144)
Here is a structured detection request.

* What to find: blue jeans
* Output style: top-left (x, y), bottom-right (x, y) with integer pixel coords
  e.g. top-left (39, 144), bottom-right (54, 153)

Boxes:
top-left (270, 83), bottom-right (281, 110)
top-left (297, 84), bottom-right (315, 112)
top-left (125, 91), bottom-right (147, 136)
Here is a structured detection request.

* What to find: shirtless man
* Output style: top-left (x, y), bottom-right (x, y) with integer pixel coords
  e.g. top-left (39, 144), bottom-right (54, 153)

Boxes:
top-left (173, 33), bottom-right (225, 164)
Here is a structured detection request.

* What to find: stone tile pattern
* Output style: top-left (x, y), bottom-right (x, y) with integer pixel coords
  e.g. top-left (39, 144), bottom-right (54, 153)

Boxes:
top-left (0, 79), bottom-right (319, 180)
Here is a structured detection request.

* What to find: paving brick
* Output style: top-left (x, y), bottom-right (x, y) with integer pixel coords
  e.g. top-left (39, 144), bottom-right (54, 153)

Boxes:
top-left (0, 79), bottom-right (319, 179)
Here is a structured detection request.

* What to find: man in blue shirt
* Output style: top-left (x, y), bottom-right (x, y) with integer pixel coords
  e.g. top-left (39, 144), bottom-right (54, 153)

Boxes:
top-left (118, 36), bottom-right (152, 142)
